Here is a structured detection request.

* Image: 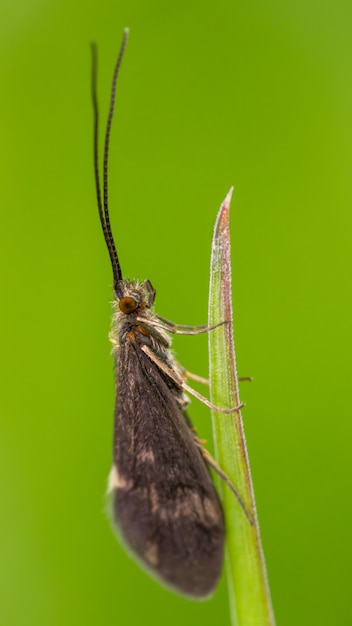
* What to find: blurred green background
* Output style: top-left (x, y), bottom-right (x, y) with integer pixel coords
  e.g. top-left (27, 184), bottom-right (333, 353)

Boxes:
top-left (1, 1), bottom-right (351, 624)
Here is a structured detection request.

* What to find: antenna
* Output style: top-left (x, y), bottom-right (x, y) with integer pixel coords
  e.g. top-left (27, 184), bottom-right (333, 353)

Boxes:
top-left (91, 28), bottom-right (129, 296)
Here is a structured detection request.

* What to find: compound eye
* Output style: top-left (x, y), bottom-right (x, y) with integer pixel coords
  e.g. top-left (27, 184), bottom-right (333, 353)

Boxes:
top-left (119, 296), bottom-right (138, 314)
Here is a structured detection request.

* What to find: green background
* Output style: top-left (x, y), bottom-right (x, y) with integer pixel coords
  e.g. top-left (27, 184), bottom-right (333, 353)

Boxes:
top-left (1, 1), bottom-right (351, 625)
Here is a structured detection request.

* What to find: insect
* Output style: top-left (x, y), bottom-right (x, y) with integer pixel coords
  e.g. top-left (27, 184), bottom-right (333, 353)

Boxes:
top-left (91, 29), bottom-right (251, 599)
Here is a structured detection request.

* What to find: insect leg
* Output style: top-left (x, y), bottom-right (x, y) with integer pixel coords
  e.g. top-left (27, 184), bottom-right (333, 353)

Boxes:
top-left (193, 438), bottom-right (254, 525)
top-left (180, 371), bottom-right (252, 385)
top-left (141, 345), bottom-right (244, 414)
top-left (180, 369), bottom-right (209, 386)
top-left (136, 315), bottom-right (230, 336)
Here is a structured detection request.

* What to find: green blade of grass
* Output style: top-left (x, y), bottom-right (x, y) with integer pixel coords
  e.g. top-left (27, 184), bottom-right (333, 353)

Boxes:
top-left (208, 188), bottom-right (275, 626)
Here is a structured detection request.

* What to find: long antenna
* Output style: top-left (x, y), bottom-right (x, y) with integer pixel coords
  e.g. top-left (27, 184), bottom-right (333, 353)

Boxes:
top-left (91, 28), bottom-right (129, 295)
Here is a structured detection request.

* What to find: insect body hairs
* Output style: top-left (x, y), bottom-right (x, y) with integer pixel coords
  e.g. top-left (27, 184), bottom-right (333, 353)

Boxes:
top-left (91, 29), bottom-right (251, 599)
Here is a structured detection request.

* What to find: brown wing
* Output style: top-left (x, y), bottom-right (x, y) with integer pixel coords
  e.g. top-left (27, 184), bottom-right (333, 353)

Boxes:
top-left (109, 339), bottom-right (224, 598)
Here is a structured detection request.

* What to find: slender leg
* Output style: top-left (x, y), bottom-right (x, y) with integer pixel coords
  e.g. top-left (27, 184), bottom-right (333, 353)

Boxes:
top-left (182, 372), bottom-right (252, 385)
top-left (193, 438), bottom-right (254, 525)
top-left (141, 345), bottom-right (244, 415)
top-left (181, 369), bottom-right (209, 386)
top-left (136, 315), bottom-right (230, 336)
